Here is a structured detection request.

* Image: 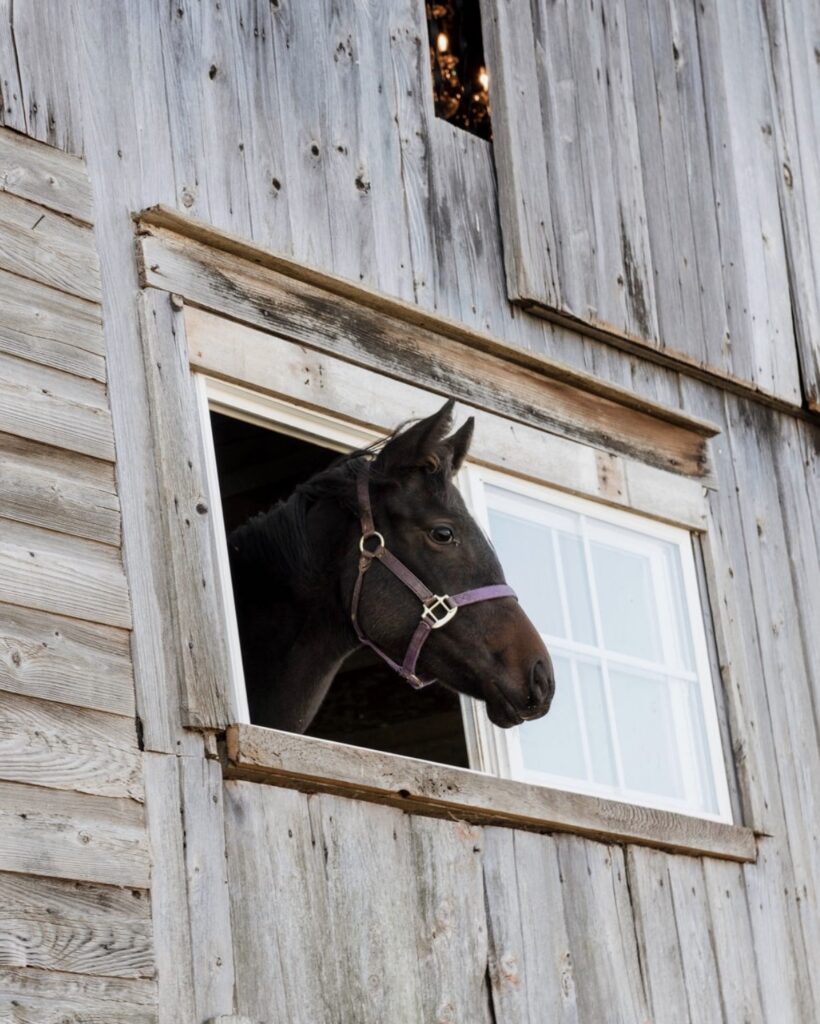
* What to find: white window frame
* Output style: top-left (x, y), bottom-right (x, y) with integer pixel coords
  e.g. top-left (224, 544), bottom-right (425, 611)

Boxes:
top-left (461, 465), bottom-right (733, 823)
top-left (195, 372), bottom-right (731, 825)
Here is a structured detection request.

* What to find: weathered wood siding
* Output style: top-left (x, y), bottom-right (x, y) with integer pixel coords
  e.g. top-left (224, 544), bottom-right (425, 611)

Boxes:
top-left (481, 0), bottom-right (819, 407)
top-left (0, 2), bottom-right (818, 1022)
top-left (0, 127), bottom-right (156, 1020)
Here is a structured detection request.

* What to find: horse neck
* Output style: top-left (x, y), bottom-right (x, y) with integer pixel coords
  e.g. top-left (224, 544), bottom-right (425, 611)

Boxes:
top-left (229, 496), bottom-right (359, 731)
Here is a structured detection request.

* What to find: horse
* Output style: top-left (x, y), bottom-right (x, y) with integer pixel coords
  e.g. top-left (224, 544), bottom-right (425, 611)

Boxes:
top-left (227, 399), bottom-right (555, 735)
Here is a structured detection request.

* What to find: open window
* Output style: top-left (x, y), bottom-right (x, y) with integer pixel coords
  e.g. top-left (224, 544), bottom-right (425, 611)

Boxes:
top-left (196, 371), bottom-right (730, 823)
top-left (137, 211), bottom-right (753, 857)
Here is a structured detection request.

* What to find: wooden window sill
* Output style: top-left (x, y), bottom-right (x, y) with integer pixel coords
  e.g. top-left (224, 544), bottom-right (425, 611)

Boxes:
top-left (222, 724), bottom-right (756, 863)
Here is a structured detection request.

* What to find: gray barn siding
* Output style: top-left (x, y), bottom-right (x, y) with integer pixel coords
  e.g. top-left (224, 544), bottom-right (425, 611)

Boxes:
top-left (0, 128), bottom-right (157, 1019)
top-left (0, 1), bottom-right (817, 1021)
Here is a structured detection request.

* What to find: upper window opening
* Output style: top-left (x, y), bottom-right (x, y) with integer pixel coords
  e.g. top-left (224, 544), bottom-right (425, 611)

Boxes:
top-left (427, 1), bottom-right (492, 141)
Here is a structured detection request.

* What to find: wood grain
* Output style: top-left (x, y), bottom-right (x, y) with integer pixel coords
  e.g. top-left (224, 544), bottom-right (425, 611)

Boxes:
top-left (224, 724), bottom-right (756, 861)
top-left (186, 305), bottom-right (708, 529)
top-left (0, 518), bottom-right (130, 629)
top-left (0, 126), bottom-right (93, 223)
top-left (0, 350), bottom-right (114, 461)
top-left (0, 601), bottom-right (135, 717)
top-left (0, 778), bottom-right (148, 888)
top-left (0, 189), bottom-right (100, 301)
top-left (0, 266), bottom-right (105, 381)
top-left (0, 871), bottom-right (152, 978)
top-left (138, 218), bottom-right (718, 480)
top-left (0, 690), bottom-right (142, 800)
top-left (139, 290), bottom-right (233, 728)
top-left (0, 966), bottom-right (157, 1024)
top-left (0, 445), bottom-right (120, 545)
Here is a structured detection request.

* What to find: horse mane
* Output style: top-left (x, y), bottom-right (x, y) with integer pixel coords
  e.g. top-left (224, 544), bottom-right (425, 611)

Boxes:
top-left (227, 413), bottom-right (453, 595)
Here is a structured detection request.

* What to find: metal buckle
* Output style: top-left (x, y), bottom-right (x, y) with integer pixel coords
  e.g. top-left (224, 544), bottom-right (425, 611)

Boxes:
top-left (421, 594), bottom-right (458, 629)
top-left (359, 531), bottom-right (385, 558)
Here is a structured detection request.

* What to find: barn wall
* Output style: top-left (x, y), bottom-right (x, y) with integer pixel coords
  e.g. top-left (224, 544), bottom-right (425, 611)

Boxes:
top-left (0, 2), bottom-right (818, 1022)
top-left (0, 128), bottom-right (156, 1019)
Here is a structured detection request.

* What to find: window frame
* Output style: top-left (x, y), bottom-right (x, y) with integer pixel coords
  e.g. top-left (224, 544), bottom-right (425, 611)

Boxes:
top-left (194, 361), bottom-right (731, 825)
top-left (135, 213), bottom-right (754, 856)
top-left (460, 464), bottom-right (734, 824)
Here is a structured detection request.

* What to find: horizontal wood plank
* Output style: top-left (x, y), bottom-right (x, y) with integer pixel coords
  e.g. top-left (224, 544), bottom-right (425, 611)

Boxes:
top-left (0, 871), bottom-right (153, 978)
top-left (0, 779), bottom-right (148, 888)
top-left (0, 519), bottom-right (131, 629)
top-left (0, 966), bottom-right (157, 1023)
top-left (0, 432), bottom-right (115, 492)
top-left (0, 447), bottom-right (120, 545)
top-left (224, 725), bottom-right (756, 862)
top-left (0, 266), bottom-right (105, 381)
top-left (0, 190), bottom-right (100, 302)
top-left (0, 690), bottom-right (142, 800)
top-left (136, 212), bottom-right (719, 480)
top-left (0, 350), bottom-right (114, 461)
top-left (0, 602), bottom-right (135, 717)
top-left (0, 127), bottom-right (94, 223)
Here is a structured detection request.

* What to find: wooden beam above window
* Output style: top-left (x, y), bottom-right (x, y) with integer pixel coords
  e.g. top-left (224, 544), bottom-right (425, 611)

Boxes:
top-left (135, 205), bottom-right (719, 483)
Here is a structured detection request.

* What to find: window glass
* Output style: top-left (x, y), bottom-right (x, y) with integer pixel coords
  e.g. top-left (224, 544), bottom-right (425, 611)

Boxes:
top-left (475, 474), bottom-right (730, 822)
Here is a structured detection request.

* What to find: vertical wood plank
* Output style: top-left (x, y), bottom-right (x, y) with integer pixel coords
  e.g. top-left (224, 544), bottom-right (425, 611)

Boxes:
top-left (555, 835), bottom-right (648, 1023)
top-left (223, 782), bottom-right (337, 1024)
top-left (0, 1), bottom-right (27, 133)
top-left (478, 0), bottom-right (560, 305)
top-left (702, 858), bottom-right (765, 1024)
top-left (143, 752), bottom-right (196, 1024)
top-left (484, 827), bottom-right (579, 1024)
top-left (626, 846), bottom-right (689, 1024)
top-left (139, 290), bottom-right (233, 729)
top-left (308, 793), bottom-right (425, 1024)
top-left (665, 856), bottom-right (724, 1023)
top-left (179, 756), bottom-right (235, 1021)
top-left (409, 815), bottom-right (492, 1024)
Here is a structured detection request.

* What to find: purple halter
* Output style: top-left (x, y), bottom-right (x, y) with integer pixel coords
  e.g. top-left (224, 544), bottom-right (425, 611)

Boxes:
top-left (350, 462), bottom-right (517, 689)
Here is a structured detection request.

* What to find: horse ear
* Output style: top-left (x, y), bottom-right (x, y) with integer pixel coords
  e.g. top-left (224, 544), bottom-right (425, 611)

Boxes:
top-left (377, 399), bottom-right (455, 474)
top-left (443, 416), bottom-right (474, 473)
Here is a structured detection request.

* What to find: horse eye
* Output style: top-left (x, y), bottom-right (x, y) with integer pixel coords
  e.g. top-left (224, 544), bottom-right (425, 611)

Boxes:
top-left (429, 525), bottom-right (455, 545)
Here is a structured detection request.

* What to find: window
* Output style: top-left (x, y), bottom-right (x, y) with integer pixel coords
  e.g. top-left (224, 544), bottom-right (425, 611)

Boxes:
top-left (200, 373), bottom-right (730, 822)
top-left (461, 466), bottom-right (732, 823)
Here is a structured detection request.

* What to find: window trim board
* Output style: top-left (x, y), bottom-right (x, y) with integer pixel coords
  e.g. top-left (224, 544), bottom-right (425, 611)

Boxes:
top-left (222, 723), bottom-right (756, 862)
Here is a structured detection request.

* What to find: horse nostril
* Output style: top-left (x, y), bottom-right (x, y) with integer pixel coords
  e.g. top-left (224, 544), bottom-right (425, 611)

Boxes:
top-left (530, 657), bottom-right (555, 710)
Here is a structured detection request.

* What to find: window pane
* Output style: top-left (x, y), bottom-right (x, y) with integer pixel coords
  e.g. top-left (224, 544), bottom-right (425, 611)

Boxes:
top-left (488, 509), bottom-right (565, 638)
top-left (591, 541), bottom-right (661, 662)
top-left (518, 655), bottom-right (585, 779)
top-left (558, 532), bottom-right (596, 644)
top-left (577, 659), bottom-right (617, 786)
top-left (610, 667), bottom-right (682, 799)
top-left (686, 678), bottom-right (718, 815)
top-left (664, 544), bottom-right (695, 672)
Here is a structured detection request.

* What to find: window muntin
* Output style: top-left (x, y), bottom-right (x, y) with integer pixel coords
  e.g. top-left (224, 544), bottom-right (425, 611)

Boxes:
top-left (464, 467), bottom-right (731, 823)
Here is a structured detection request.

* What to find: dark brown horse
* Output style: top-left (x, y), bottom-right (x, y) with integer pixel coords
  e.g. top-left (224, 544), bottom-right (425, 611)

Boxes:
top-left (227, 401), bottom-right (554, 734)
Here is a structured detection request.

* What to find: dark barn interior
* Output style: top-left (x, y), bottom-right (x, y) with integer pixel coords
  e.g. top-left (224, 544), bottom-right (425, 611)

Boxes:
top-left (210, 410), bottom-right (470, 767)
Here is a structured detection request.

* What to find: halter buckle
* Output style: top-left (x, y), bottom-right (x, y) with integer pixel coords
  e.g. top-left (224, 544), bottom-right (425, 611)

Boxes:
top-left (421, 594), bottom-right (458, 629)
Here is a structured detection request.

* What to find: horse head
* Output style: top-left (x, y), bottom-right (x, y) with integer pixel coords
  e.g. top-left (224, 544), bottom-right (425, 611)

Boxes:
top-left (347, 400), bottom-right (555, 728)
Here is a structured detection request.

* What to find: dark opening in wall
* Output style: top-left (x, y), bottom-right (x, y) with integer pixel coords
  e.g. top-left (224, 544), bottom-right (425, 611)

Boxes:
top-left (210, 410), bottom-right (471, 768)
top-left (427, 1), bottom-right (492, 141)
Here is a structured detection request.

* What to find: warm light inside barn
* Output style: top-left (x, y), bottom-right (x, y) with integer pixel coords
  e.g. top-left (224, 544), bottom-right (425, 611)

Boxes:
top-left (427, 0), bottom-right (492, 141)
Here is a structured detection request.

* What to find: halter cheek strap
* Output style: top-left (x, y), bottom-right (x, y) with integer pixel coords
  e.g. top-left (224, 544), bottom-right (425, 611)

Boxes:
top-left (350, 463), bottom-right (516, 689)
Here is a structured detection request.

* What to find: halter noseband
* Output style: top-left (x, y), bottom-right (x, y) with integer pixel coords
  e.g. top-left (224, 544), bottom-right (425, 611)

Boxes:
top-left (350, 461), bottom-right (517, 689)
